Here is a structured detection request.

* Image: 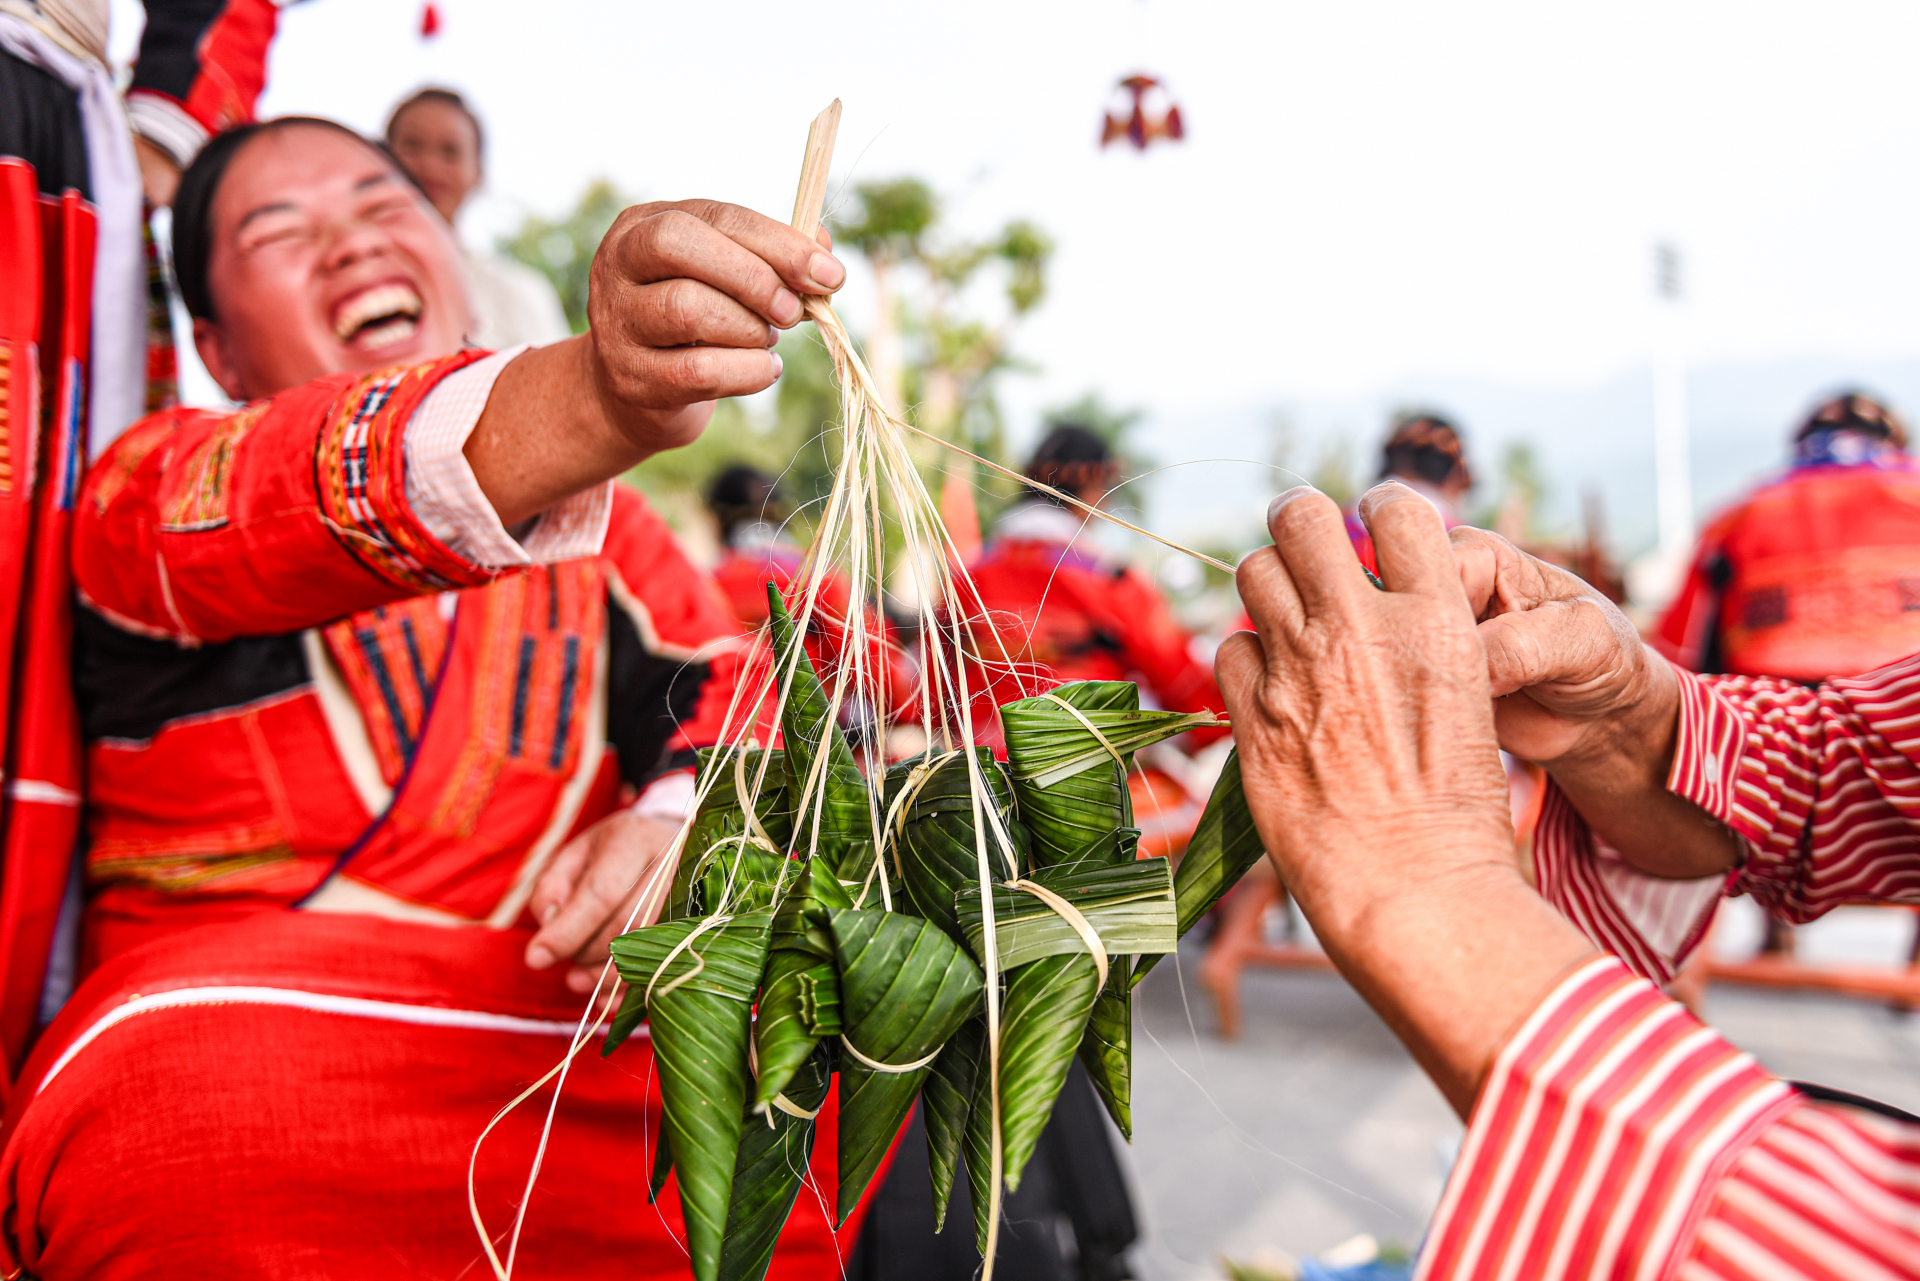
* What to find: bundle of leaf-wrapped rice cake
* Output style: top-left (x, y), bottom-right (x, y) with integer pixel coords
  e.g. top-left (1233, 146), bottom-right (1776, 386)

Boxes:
top-left (606, 589), bottom-right (1270, 1281)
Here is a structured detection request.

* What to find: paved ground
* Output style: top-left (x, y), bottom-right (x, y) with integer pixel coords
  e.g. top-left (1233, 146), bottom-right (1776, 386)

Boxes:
top-left (1118, 901), bottom-right (1920, 1281)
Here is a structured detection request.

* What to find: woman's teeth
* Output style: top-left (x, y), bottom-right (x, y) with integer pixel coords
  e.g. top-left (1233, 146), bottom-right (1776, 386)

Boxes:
top-left (332, 283), bottom-right (424, 344)
top-left (355, 315), bottom-right (420, 350)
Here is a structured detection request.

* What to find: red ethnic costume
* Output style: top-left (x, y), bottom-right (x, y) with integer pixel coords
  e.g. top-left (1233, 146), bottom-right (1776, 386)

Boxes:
top-left (0, 351), bottom-right (871, 1278)
top-left (1655, 422), bottom-right (1920, 682)
top-left (1416, 656), bottom-right (1920, 1280)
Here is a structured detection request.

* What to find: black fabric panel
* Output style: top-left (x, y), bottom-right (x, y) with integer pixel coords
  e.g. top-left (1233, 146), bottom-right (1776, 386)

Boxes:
top-left (846, 1064), bottom-right (1137, 1281)
top-left (73, 606), bottom-right (310, 743)
top-left (1791, 1080), bottom-right (1920, 1125)
top-left (0, 49), bottom-right (90, 198)
top-left (604, 597), bottom-right (710, 791)
top-left (128, 0), bottom-right (228, 102)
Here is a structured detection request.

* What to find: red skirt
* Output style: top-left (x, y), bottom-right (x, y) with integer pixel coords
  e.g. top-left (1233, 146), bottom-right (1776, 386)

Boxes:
top-left (0, 912), bottom-right (873, 1279)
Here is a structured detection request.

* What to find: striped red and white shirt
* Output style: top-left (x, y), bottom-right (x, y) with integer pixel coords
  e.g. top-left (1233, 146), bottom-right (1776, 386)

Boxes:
top-left (1419, 655), bottom-right (1920, 1280)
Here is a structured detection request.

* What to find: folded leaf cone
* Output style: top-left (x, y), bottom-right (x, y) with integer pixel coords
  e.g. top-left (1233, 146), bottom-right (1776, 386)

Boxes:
top-left (609, 912), bottom-right (774, 1281)
top-left (993, 950), bottom-right (1103, 1193)
top-left (922, 1015), bottom-right (986, 1233)
top-left (887, 748), bottom-right (1019, 938)
top-left (829, 907), bottom-right (984, 1226)
top-left (675, 747), bottom-right (794, 921)
top-left (717, 1044), bottom-right (833, 1281)
top-left (752, 858), bottom-right (853, 1108)
top-left (1078, 970), bottom-right (1133, 1139)
top-left (767, 587), bottom-right (876, 881)
top-left (1001, 680), bottom-right (1220, 873)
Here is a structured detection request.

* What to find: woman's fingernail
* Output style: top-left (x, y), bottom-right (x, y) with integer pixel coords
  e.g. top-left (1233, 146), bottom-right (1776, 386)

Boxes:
top-left (540, 902), bottom-right (558, 924)
top-left (770, 289), bottom-right (801, 325)
top-left (808, 252), bottom-right (845, 290)
top-left (770, 352), bottom-right (784, 379)
top-left (527, 946), bottom-right (553, 969)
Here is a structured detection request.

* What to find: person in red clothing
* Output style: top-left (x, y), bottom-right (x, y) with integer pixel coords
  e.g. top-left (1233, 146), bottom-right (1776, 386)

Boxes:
top-left (1217, 484), bottom-right (1920, 1281)
top-left (1654, 390), bottom-right (1920, 964)
top-left (1656, 390), bottom-right (1920, 681)
top-left (0, 116), bottom-right (869, 1279)
top-left (706, 461), bottom-right (915, 731)
top-left (962, 424), bottom-right (1226, 745)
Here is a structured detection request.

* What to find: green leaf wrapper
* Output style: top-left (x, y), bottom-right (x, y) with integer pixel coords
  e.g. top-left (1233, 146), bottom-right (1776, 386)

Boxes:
top-left (954, 858), bottom-right (1177, 970)
top-left (888, 748), bottom-right (1019, 938)
top-left (609, 912), bottom-right (774, 1281)
top-left (674, 747), bottom-right (794, 921)
top-left (767, 588), bottom-right (877, 881)
top-left (1078, 969), bottom-right (1134, 1140)
top-left (1000, 681), bottom-right (1220, 872)
top-left (1133, 749), bottom-right (1266, 986)
top-left (752, 858), bottom-right (854, 1108)
top-left (649, 1122), bottom-right (674, 1205)
top-left (717, 1044), bottom-right (833, 1281)
top-left (829, 907), bottom-right (984, 1226)
top-left (963, 1021), bottom-right (996, 1255)
top-left (994, 951), bottom-right (1103, 1193)
top-left (922, 1015), bottom-right (985, 1233)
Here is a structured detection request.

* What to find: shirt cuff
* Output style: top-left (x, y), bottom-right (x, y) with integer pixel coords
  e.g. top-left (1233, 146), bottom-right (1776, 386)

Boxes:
top-left (1417, 956), bottom-right (1795, 1281)
top-left (631, 769), bottom-right (697, 823)
top-left (125, 92), bottom-right (209, 170)
top-left (1664, 659), bottom-right (1747, 826)
top-left (403, 345), bottom-right (613, 568)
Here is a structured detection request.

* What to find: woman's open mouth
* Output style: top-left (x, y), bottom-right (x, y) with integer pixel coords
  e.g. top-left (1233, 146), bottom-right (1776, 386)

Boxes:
top-left (331, 282), bottom-right (424, 353)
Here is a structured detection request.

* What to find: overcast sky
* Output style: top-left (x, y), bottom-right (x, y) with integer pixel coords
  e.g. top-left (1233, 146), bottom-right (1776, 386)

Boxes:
top-left (111, 0), bottom-right (1920, 551)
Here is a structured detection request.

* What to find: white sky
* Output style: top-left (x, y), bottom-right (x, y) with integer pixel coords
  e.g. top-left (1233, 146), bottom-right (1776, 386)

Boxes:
top-left (110, 0), bottom-right (1920, 552)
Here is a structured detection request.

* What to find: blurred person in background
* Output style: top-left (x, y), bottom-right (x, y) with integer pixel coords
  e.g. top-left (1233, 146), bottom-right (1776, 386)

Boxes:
top-left (962, 423), bottom-right (1227, 749)
top-left (1656, 390), bottom-right (1920, 966)
top-left (385, 86), bottom-right (570, 349)
top-left (706, 461), bottom-right (916, 734)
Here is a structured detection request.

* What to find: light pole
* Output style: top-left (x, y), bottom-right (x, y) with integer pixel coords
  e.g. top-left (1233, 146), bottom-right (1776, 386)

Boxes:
top-left (1652, 242), bottom-right (1694, 560)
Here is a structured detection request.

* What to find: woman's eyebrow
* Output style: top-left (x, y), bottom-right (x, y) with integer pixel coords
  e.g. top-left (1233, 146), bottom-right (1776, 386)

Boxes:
top-left (354, 172), bottom-right (398, 193)
top-left (235, 201), bottom-right (300, 234)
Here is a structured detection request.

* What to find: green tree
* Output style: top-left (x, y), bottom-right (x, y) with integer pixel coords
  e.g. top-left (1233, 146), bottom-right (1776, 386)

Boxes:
top-left (499, 178), bottom-right (631, 334)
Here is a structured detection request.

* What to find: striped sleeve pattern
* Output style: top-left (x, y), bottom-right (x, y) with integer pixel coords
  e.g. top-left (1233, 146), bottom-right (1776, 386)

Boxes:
top-left (1687, 657), bottom-right (1920, 921)
top-left (1531, 654), bottom-right (1920, 982)
top-left (1418, 957), bottom-right (1801, 1281)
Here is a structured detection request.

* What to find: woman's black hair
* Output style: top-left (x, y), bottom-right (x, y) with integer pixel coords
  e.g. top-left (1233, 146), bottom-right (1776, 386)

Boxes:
top-left (170, 116), bottom-right (382, 322)
top-left (1023, 423), bottom-right (1115, 504)
top-left (706, 463), bottom-right (786, 543)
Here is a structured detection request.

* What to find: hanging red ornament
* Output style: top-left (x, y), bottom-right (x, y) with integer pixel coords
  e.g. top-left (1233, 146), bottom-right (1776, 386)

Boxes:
top-left (419, 2), bottom-right (441, 38)
top-left (1099, 74), bottom-right (1186, 152)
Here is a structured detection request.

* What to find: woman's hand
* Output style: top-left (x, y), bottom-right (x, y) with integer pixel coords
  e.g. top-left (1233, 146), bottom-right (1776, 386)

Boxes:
top-left (1216, 483), bottom-right (1593, 1113)
top-left (1450, 526), bottom-right (1739, 880)
top-left (468, 202), bottom-right (842, 529)
top-left (524, 809), bottom-right (682, 993)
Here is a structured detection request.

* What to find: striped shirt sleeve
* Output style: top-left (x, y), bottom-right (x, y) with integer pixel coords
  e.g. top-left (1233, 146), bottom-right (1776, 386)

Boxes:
top-left (1418, 955), bottom-right (1920, 1281)
top-left (1531, 654), bottom-right (1920, 983)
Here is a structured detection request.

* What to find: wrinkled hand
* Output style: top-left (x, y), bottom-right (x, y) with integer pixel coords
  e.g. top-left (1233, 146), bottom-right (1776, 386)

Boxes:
top-left (1450, 527), bottom-right (1734, 880)
top-left (1450, 526), bottom-right (1675, 767)
top-left (1216, 483), bottom-right (1591, 1113)
top-left (585, 200), bottom-right (842, 454)
top-left (1216, 484), bottom-right (1515, 941)
top-left (525, 809), bottom-right (682, 993)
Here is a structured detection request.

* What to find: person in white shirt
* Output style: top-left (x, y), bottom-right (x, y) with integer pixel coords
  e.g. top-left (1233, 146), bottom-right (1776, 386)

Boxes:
top-left (384, 86), bottom-right (571, 349)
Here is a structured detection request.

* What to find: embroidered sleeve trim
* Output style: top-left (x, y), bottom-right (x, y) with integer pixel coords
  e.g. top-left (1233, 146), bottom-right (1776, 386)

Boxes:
top-left (312, 354), bottom-right (499, 594)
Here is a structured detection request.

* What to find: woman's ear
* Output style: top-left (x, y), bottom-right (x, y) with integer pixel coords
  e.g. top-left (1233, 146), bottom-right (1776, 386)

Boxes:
top-left (191, 318), bottom-right (248, 402)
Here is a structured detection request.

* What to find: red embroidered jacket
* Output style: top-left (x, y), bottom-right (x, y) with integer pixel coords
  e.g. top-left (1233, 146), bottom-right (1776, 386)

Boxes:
top-left (71, 354), bottom-right (741, 969)
top-left (1420, 657), bottom-right (1920, 1279)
